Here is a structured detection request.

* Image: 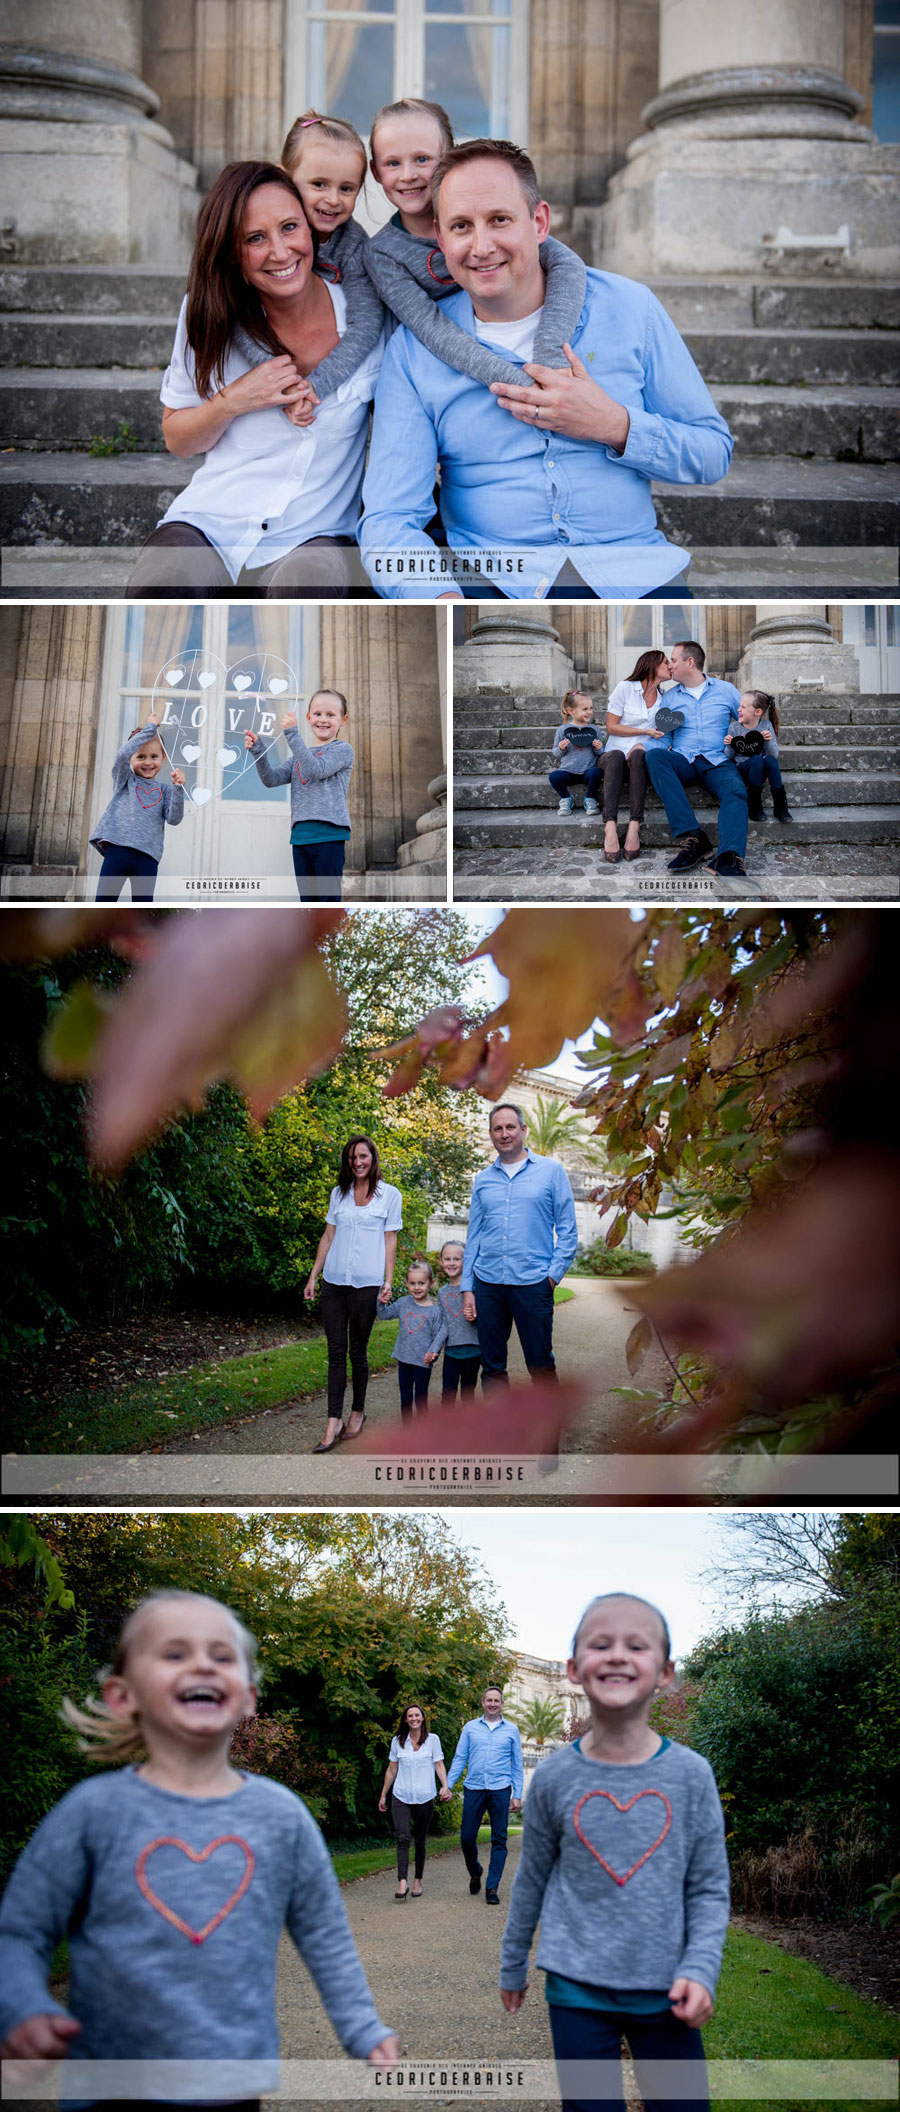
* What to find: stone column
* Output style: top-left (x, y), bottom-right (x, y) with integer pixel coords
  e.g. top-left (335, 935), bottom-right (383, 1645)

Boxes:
top-left (737, 605), bottom-right (860, 692)
top-left (321, 606), bottom-right (442, 873)
top-left (0, 1), bottom-right (198, 264)
top-left (593, 0), bottom-right (899, 278)
top-left (0, 604), bottom-right (105, 880)
top-left (192, 0), bottom-right (284, 193)
top-left (452, 610), bottom-right (574, 697)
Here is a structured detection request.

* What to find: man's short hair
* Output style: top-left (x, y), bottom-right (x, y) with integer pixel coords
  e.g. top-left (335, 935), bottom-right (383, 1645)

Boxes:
top-left (483, 1684), bottom-right (504, 1698)
top-left (489, 1103), bottom-right (526, 1130)
top-left (674, 640), bottom-right (706, 672)
top-left (433, 138), bottom-right (540, 219)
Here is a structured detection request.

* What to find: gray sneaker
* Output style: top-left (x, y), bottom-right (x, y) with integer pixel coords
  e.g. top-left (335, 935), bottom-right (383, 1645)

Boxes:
top-left (557, 794), bottom-right (575, 814)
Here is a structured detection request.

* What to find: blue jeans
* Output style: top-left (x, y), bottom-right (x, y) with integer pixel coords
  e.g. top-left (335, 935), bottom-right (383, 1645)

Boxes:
top-left (474, 1272), bottom-right (557, 1387)
top-left (291, 840), bottom-right (346, 901)
top-left (548, 2005), bottom-right (708, 2112)
top-left (460, 1783), bottom-right (512, 1891)
top-left (645, 749), bottom-right (748, 857)
top-left (736, 752), bottom-right (785, 793)
top-left (549, 767), bottom-right (605, 802)
top-left (96, 844), bottom-right (159, 901)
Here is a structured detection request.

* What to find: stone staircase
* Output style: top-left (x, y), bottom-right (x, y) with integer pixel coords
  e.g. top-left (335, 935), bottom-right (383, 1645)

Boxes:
top-left (452, 689), bottom-right (900, 900)
top-left (1, 266), bottom-right (898, 596)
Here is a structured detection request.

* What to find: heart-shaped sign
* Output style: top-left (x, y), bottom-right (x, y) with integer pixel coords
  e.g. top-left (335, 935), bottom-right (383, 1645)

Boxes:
top-left (233, 675), bottom-right (254, 693)
top-left (268, 678), bottom-right (288, 695)
top-left (135, 1834), bottom-right (255, 1946)
top-left (198, 670), bottom-right (217, 689)
top-left (572, 1789), bottom-right (672, 1886)
top-left (217, 746), bottom-right (238, 769)
top-left (192, 786), bottom-right (213, 807)
top-left (164, 667), bottom-right (185, 685)
top-left (182, 743), bottom-right (202, 764)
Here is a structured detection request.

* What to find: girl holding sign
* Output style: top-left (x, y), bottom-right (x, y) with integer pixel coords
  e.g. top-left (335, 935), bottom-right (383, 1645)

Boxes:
top-left (90, 713), bottom-right (185, 900)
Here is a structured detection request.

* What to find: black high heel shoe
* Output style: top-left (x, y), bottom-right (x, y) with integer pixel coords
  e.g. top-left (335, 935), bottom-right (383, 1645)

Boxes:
top-left (312, 1426), bottom-right (345, 1453)
top-left (342, 1411), bottom-right (368, 1441)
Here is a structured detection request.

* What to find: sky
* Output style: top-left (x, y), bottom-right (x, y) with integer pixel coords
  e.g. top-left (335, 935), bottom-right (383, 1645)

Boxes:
top-left (402, 1507), bottom-right (831, 1665)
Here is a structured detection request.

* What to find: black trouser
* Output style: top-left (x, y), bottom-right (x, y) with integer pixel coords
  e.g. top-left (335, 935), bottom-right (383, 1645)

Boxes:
top-left (291, 839), bottom-right (346, 901)
top-left (319, 1280), bottom-right (380, 1419)
top-left (391, 1793), bottom-right (434, 1881)
top-left (598, 746), bottom-right (648, 823)
top-left (398, 1360), bottom-right (431, 1415)
top-left (96, 844), bottom-right (159, 900)
top-left (442, 1350), bottom-right (482, 1399)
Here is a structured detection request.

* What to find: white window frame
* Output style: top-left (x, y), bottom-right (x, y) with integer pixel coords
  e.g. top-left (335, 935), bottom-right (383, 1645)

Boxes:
top-left (90, 605), bottom-right (318, 893)
top-left (609, 604), bottom-right (707, 688)
top-left (839, 603), bottom-right (900, 693)
top-left (285, 0), bottom-right (531, 163)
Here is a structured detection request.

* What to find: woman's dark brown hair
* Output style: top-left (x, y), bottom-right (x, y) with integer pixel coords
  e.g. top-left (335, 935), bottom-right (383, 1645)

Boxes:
top-left (395, 1702), bottom-right (430, 1747)
top-left (337, 1134), bottom-right (381, 1198)
top-left (623, 650), bottom-right (669, 687)
top-left (185, 160), bottom-right (315, 398)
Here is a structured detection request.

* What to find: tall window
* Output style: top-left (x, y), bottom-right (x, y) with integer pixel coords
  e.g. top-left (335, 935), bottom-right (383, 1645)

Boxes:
top-left (873, 0), bottom-right (900, 139)
top-left (610, 604), bottom-right (705, 686)
top-left (840, 603), bottom-right (899, 691)
top-left (286, 0), bottom-right (530, 190)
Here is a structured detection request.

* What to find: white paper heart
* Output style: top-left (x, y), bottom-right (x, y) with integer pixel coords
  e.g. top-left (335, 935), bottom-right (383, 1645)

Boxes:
top-left (233, 675), bottom-right (253, 693)
top-left (164, 667), bottom-right (185, 685)
top-left (192, 786), bottom-right (213, 807)
top-left (217, 746), bottom-right (238, 768)
top-left (198, 670), bottom-right (217, 689)
top-left (268, 678), bottom-right (288, 696)
top-left (182, 743), bottom-right (202, 764)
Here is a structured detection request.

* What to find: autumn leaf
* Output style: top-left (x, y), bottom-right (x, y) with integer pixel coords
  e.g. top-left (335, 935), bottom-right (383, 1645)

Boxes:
top-left (354, 1378), bottom-right (583, 1459)
top-left (43, 980), bottom-right (112, 1079)
top-left (86, 908), bottom-right (344, 1170)
top-left (0, 908), bottom-right (153, 962)
top-left (626, 1316), bottom-right (653, 1376)
top-left (651, 922), bottom-right (687, 1004)
top-left (644, 1031), bottom-right (694, 1083)
top-left (463, 909), bottom-right (649, 1078)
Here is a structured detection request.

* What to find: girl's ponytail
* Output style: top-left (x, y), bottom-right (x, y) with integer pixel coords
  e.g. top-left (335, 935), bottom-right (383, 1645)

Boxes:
top-left (61, 1689), bottom-right (147, 1765)
top-left (745, 688), bottom-right (779, 736)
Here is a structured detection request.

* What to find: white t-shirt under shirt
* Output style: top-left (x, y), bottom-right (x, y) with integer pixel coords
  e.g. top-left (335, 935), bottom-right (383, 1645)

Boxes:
top-left (323, 1179), bottom-right (403, 1289)
top-left (389, 1732), bottom-right (445, 1804)
top-left (473, 308), bottom-right (542, 363)
top-left (159, 283), bottom-right (384, 579)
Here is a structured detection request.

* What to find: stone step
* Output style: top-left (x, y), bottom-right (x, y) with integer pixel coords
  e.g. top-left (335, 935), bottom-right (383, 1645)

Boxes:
top-left (454, 770), bottom-right (900, 811)
top-left (2, 316), bottom-right (178, 370)
top-left (0, 370), bottom-right (165, 450)
top-left (455, 743), bottom-right (900, 775)
top-left (0, 266), bottom-right (186, 315)
top-left (453, 804), bottom-right (900, 850)
top-left (652, 457), bottom-right (900, 546)
top-left (453, 869), bottom-right (900, 903)
top-left (0, 451), bottom-right (192, 547)
top-left (648, 279), bottom-right (900, 333)
top-left (715, 385), bottom-right (899, 462)
top-left (452, 696), bottom-right (900, 727)
top-left (682, 329), bottom-right (900, 387)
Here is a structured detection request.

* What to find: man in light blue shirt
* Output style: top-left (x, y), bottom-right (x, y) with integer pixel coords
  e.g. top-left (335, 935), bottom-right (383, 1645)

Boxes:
top-left (446, 1685), bottom-right (525, 1904)
top-left (645, 639), bottom-right (748, 877)
top-left (462, 1103), bottom-right (578, 1388)
top-left (359, 139), bottom-right (732, 604)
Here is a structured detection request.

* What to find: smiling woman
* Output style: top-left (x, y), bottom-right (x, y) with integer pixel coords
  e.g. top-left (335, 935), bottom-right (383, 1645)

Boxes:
top-left (124, 161), bottom-right (384, 601)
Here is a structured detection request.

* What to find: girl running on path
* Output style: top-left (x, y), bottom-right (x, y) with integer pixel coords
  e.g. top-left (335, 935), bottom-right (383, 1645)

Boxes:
top-left (499, 1592), bottom-right (730, 2112)
top-left (0, 1589), bottom-right (398, 2105)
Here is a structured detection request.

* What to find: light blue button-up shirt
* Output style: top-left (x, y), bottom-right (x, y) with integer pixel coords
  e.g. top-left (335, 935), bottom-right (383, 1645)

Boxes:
top-left (667, 677), bottom-right (743, 769)
top-left (447, 1715), bottom-right (525, 1799)
top-left (462, 1149), bottom-right (578, 1292)
top-left (359, 269), bottom-right (732, 600)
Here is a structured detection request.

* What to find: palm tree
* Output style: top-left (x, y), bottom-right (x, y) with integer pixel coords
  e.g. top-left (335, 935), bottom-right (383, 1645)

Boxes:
top-left (519, 1694), bottom-right (567, 1749)
top-left (526, 1095), bottom-right (606, 1170)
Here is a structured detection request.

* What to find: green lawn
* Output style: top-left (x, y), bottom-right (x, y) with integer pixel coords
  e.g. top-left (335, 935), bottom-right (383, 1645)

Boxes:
top-left (706, 1926), bottom-right (896, 2105)
top-left (334, 1821), bottom-right (522, 1885)
top-left (10, 1293), bottom-right (575, 1454)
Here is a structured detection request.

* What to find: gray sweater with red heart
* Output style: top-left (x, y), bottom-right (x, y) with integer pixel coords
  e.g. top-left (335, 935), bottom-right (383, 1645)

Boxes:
top-left (379, 1293), bottom-right (449, 1366)
top-left (0, 1767), bottom-right (391, 2088)
top-left (500, 1737), bottom-right (729, 1999)
top-left (90, 720), bottom-right (185, 858)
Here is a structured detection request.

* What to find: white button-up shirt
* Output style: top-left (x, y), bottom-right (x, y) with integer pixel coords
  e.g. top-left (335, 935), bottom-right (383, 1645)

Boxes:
top-left (159, 284), bottom-right (383, 580)
top-left (322, 1180), bottom-right (403, 1289)
top-left (604, 679), bottom-right (670, 758)
top-left (388, 1732), bottom-right (445, 1805)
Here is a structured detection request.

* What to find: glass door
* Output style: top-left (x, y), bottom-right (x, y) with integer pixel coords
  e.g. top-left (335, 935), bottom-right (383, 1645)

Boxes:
top-left (839, 604), bottom-right (900, 693)
top-left (91, 605), bottom-right (315, 896)
top-left (609, 603), bottom-right (706, 688)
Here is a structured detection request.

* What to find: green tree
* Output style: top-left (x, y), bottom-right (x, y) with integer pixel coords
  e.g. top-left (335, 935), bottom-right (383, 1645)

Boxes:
top-left (525, 1095), bottom-right (606, 1170)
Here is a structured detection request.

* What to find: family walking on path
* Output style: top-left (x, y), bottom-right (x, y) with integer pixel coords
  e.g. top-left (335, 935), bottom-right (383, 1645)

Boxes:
top-left (303, 1107), bottom-right (579, 1454)
top-left (121, 100), bottom-right (730, 602)
top-left (0, 1589), bottom-right (730, 2112)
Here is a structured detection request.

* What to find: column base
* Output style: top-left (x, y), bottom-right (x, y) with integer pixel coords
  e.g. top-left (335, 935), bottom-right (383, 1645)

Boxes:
top-left (737, 614), bottom-right (860, 693)
top-left (0, 47), bottom-right (198, 264)
top-left (588, 69), bottom-right (900, 280)
top-left (453, 614), bottom-right (574, 697)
